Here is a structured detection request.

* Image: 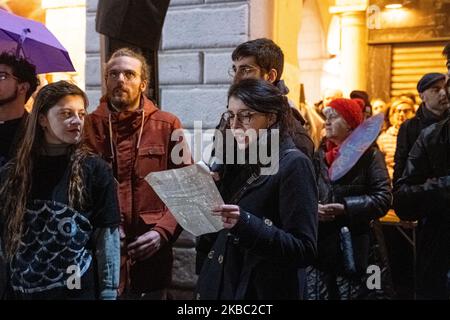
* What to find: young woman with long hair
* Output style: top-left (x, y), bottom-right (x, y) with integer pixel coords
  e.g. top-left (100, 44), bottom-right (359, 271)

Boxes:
top-left (0, 81), bottom-right (120, 299)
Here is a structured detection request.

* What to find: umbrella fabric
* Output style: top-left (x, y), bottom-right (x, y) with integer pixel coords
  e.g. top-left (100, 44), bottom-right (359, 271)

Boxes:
top-left (329, 113), bottom-right (384, 182)
top-left (0, 9), bottom-right (75, 74)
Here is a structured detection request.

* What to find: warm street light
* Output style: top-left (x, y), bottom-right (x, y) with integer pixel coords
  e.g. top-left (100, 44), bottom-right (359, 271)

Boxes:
top-left (385, 3), bottom-right (403, 9)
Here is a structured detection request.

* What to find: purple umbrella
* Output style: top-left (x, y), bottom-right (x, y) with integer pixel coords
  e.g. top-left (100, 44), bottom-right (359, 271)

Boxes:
top-left (0, 9), bottom-right (75, 74)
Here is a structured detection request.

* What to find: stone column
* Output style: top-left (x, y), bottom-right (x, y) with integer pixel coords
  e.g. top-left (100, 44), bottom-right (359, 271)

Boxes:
top-left (329, 3), bottom-right (368, 95)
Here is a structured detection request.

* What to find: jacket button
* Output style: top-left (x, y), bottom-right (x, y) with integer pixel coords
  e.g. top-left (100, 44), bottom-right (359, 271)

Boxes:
top-left (218, 255), bottom-right (224, 264)
top-left (208, 250), bottom-right (214, 259)
top-left (196, 293), bottom-right (200, 300)
top-left (264, 218), bottom-right (273, 226)
top-left (233, 237), bottom-right (239, 244)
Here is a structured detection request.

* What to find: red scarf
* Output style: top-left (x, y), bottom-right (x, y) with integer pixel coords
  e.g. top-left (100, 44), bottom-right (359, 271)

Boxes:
top-left (325, 140), bottom-right (340, 166)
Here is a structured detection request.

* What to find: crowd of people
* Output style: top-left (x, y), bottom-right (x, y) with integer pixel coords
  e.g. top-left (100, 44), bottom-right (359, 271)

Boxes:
top-left (0, 38), bottom-right (449, 300)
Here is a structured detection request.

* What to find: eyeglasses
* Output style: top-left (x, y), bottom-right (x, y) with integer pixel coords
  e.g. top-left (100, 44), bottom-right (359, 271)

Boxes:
top-left (221, 110), bottom-right (261, 126)
top-left (323, 108), bottom-right (341, 122)
top-left (396, 107), bottom-right (414, 115)
top-left (107, 70), bottom-right (140, 81)
top-left (0, 72), bottom-right (19, 81)
top-left (228, 65), bottom-right (259, 78)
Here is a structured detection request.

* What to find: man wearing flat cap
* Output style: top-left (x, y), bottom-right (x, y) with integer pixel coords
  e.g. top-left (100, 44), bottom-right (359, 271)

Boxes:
top-left (393, 72), bottom-right (449, 185)
top-left (392, 76), bottom-right (450, 299)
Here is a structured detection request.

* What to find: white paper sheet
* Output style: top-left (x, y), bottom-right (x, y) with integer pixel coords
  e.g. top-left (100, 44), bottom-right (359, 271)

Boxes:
top-left (145, 162), bottom-right (224, 236)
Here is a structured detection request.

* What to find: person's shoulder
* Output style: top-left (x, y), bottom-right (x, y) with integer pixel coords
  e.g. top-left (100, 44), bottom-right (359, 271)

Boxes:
top-left (149, 108), bottom-right (182, 127)
top-left (86, 103), bottom-right (108, 124)
top-left (400, 117), bottom-right (415, 130)
top-left (418, 117), bottom-right (449, 142)
top-left (363, 144), bottom-right (386, 164)
top-left (273, 148), bottom-right (315, 184)
top-left (284, 147), bottom-right (309, 160)
top-left (82, 154), bottom-right (112, 174)
top-left (406, 114), bottom-right (423, 129)
top-left (397, 117), bottom-right (418, 139)
top-left (280, 147), bottom-right (313, 171)
top-left (150, 108), bottom-right (179, 121)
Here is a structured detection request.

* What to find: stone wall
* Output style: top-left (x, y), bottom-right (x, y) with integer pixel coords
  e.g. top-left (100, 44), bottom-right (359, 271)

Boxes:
top-left (159, 0), bottom-right (249, 130)
top-left (85, 0), bottom-right (101, 111)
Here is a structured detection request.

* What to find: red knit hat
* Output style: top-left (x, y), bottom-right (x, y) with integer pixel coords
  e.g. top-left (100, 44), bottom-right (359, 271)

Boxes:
top-left (328, 98), bottom-right (364, 130)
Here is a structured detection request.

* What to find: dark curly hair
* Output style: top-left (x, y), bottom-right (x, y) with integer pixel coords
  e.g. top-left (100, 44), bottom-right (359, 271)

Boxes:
top-left (0, 51), bottom-right (39, 102)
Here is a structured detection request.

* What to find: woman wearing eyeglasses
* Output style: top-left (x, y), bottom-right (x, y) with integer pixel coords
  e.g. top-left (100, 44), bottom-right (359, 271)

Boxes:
top-left (306, 98), bottom-right (391, 300)
top-left (0, 81), bottom-right (120, 300)
top-left (195, 79), bottom-right (318, 300)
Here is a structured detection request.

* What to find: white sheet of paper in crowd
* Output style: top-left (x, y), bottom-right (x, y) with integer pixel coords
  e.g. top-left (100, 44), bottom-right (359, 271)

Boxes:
top-left (145, 161), bottom-right (224, 236)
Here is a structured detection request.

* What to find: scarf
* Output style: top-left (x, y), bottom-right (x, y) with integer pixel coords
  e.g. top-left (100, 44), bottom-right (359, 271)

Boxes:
top-left (325, 140), bottom-right (339, 166)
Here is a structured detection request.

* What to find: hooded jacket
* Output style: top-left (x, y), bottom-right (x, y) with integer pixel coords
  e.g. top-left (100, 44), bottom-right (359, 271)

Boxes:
top-left (85, 95), bottom-right (188, 291)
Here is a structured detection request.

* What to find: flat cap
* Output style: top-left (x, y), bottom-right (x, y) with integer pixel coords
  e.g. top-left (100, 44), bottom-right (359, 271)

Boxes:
top-left (417, 73), bottom-right (446, 93)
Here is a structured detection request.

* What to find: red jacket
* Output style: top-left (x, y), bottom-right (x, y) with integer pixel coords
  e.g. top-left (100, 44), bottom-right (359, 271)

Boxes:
top-left (85, 95), bottom-right (189, 291)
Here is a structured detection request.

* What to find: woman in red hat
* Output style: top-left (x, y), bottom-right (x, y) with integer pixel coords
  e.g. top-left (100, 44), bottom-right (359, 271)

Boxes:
top-left (307, 98), bottom-right (392, 300)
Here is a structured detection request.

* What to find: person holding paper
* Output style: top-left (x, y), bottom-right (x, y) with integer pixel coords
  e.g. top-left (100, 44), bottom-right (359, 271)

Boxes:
top-left (195, 79), bottom-right (318, 300)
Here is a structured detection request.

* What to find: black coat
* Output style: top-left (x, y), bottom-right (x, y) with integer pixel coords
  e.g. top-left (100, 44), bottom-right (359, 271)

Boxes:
top-left (291, 118), bottom-right (315, 160)
top-left (313, 144), bottom-right (392, 274)
top-left (195, 139), bottom-right (318, 300)
top-left (0, 114), bottom-right (27, 168)
top-left (393, 117), bottom-right (450, 299)
top-left (393, 104), bottom-right (447, 185)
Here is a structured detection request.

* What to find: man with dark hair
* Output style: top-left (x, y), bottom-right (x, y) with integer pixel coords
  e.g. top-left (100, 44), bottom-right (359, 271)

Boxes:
top-left (229, 38), bottom-right (314, 159)
top-left (393, 73), bottom-right (449, 185)
top-left (0, 51), bottom-right (39, 167)
top-left (230, 38), bottom-right (286, 91)
top-left (85, 47), bottom-right (190, 299)
top-left (393, 93), bottom-right (450, 299)
top-left (0, 51), bottom-right (39, 297)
